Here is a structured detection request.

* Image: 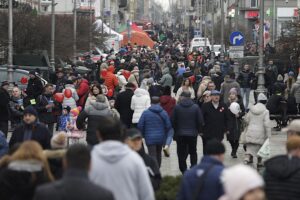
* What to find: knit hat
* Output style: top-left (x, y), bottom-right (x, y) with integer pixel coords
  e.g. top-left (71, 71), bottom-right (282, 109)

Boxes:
top-left (220, 164), bottom-right (264, 200)
top-left (229, 88), bottom-right (238, 95)
top-left (205, 139), bottom-right (225, 155)
top-left (277, 74), bottom-right (283, 81)
top-left (257, 93), bottom-right (267, 101)
top-left (282, 119), bottom-right (300, 133)
top-left (120, 59), bottom-right (125, 64)
top-left (126, 128), bottom-right (142, 140)
top-left (51, 133), bottom-right (67, 149)
top-left (180, 91), bottom-right (191, 98)
top-left (29, 70), bottom-right (36, 76)
top-left (23, 106), bottom-right (38, 117)
top-left (96, 94), bottom-right (106, 103)
top-left (211, 90), bottom-right (221, 96)
top-left (288, 71), bottom-right (294, 76)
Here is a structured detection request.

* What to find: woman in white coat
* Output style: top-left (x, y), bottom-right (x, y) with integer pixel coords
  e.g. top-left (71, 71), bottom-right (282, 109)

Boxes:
top-left (130, 88), bottom-right (151, 126)
top-left (62, 80), bottom-right (79, 109)
top-left (244, 93), bottom-right (271, 167)
top-left (175, 78), bottom-right (195, 102)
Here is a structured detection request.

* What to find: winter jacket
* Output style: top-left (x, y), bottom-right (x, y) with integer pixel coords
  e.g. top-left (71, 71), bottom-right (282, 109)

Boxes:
top-left (34, 169), bottom-right (114, 200)
top-left (0, 131), bottom-right (8, 158)
top-left (272, 81), bottom-right (286, 95)
top-left (131, 88), bottom-right (151, 124)
top-left (115, 89), bottom-right (134, 128)
top-left (245, 103), bottom-right (271, 145)
top-left (104, 71), bottom-right (119, 91)
top-left (291, 79), bottom-right (300, 104)
top-left (128, 73), bottom-right (140, 88)
top-left (44, 149), bottom-right (66, 179)
top-left (90, 141), bottom-right (155, 200)
top-left (76, 79), bottom-right (89, 107)
top-left (237, 70), bottom-right (254, 88)
top-left (76, 101), bottom-right (113, 145)
top-left (160, 95), bottom-right (176, 117)
top-left (202, 102), bottom-right (229, 141)
top-left (175, 87), bottom-right (195, 101)
top-left (9, 96), bottom-right (24, 124)
top-left (0, 88), bottom-right (10, 121)
top-left (158, 68), bottom-right (173, 87)
top-left (226, 99), bottom-right (245, 141)
top-left (26, 77), bottom-right (43, 99)
top-left (36, 94), bottom-right (60, 124)
top-left (0, 159), bottom-right (50, 200)
top-left (171, 99), bottom-right (204, 137)
top-left (220, 79), bottom-right (241, 104)
top-left (58, 114), bottom-right (71, 132)
top-left (62, 84), bottom-right (79, 109)
top-left (177, 156), bottom-right (224, 200)
top-left (138, 105), bottom-right (172, 145)
top-left (85, 95), bottom-right (110, 109)
top-left (9, 122), bottom-right (51, 149)
top-left (266, 94), bottom-right (285, 114)
top-left (264, 155), bottom-right (300, 200)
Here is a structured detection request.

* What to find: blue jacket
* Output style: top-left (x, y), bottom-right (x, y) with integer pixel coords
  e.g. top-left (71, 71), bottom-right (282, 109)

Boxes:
top-left (177, 156), bottom-right (224, 200)
top-left (171, 99), bottom-right (204, 137)
top-left (138, 104), bottom-right (172, 145)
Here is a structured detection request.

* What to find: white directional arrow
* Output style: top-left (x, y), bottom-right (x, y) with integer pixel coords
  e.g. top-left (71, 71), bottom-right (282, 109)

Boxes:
top-left (233, 34), bottom-right (243, 45)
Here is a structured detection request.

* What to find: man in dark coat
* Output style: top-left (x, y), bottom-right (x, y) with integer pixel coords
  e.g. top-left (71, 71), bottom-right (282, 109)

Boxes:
top-left (0, 81), bottom-right (10, 137)
top-left (26, 70), bottom-right (44, 101)
top-left (34, 144), bottom-right (115, 200)
top-left (172, 91), bottom-right (204, 173)
top-left (9, 106), bottom-right (51, 149)
top-left (177, 140), bottom-right (225, 200)
top-left (264, 135), bottom-right (300, 200)
top-left (201, 90), bottom-right (229, 154)
top-left (115, 83), bottom-right (135, 128)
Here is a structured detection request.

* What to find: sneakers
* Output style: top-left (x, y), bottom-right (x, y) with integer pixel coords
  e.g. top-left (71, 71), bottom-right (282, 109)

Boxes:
top-left (163, 146), bottom-right (170, 157)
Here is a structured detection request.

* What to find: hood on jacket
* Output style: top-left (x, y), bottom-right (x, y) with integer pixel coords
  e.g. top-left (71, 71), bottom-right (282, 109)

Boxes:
top-left (93, 141), bottom-right (131, 163)
top-left (179, 98), bottom-right (194, 108)
top-left (8, 159), bottom-right (43, 172)
top-left (160, 95), bottom-right (172, 105)
top-left (265, 155), bottom-right (300, 179)
top-left (89, 101), bottom-right (109, 111)
top-left (134, 88), bottom-right (149, 97)
top-left (148, 104), bottom-right (164, 113)
top-left (249, 103), bottom-right (267, 115)
top-left (162, 67), bottom-right (170, 75)
top-left (81, 79), bottom-right (89, 85)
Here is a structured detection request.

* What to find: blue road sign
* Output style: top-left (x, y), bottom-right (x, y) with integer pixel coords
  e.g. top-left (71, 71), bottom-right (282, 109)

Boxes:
top-left (230, 31), bottom-right (244, 46)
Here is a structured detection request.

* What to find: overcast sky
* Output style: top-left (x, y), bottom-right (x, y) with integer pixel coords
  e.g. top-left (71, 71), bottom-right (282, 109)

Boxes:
top-left (154, 0), bottom-right (170, 11)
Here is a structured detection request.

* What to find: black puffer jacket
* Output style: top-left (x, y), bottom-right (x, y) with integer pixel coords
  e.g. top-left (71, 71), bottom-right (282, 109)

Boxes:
top-left (26, 77), bottom-right (43, 99)
top-left (0, 88), bottom-right (10, 121)
top-left (264, 155), bottom-right (300, 200)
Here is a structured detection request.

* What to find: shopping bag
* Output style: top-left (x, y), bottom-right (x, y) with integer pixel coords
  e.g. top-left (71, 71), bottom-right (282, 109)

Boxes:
top-left (257, 138), bottom-right (270, 159)
top-left (239, 130), bottom-right (247, 144)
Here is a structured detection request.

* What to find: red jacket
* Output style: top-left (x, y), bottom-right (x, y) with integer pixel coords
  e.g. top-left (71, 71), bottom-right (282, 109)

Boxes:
top-left (104, 66), bottom-right (118, 91)
top-left (76, 79), bottom-right (89, 106)
top-left (160, 95), bottom-right (176, 117)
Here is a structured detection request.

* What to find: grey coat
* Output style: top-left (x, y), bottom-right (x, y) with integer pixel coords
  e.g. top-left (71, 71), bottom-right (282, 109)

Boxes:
top-left (159, 68), bottom-right (173, 87)
top-left (291, 79), bottom-right (300, 104)
top-left (220, 79), bottom-right (241, 104)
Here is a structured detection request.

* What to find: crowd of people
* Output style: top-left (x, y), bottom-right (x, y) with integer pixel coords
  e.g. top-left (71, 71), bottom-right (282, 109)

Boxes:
top-left (0, 36), bottom-right (300, 200)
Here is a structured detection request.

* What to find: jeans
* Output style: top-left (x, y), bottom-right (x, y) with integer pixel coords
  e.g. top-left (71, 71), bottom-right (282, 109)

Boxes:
top-left (241, 88), bottom-right (251, 108)
top-left (176, 136), bottom-right (198, 174)
top-left (0, 121), bottom-right (8, 138)
top-left (147, 145), bottom-right (163, 168)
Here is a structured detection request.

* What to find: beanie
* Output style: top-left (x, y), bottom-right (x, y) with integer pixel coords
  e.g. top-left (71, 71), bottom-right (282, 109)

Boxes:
top-left (205, 139), bottom-right (225, 155)
top-left (51, 133), bottom-right (67, 149)
top-left (220, 164), bottom-right (264, 200)
top-left (23, 106), bottom-right (38, 117)
top-left (229, 88), bottom-right (238, 95)
top-left (277, 74), bottom-right (283, 81)
top-left (257, 93), bottom-right (267, 101)
top-left (96, 94), bottom-right (106, 103)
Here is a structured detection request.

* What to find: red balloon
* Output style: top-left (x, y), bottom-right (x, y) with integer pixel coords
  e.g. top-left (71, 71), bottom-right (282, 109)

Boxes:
top-left (107, 89), bottom-right (114, 97)
top-left (64, 89), bottom-right (72, 98)
top-left (54, 93), bottom-right (64, 103)
top-left (20, 76), bottom-right (28, 84)
top-left (122, 70), bottom-right (131, 80)
top-left (101, 69), bottom-right (107, 78)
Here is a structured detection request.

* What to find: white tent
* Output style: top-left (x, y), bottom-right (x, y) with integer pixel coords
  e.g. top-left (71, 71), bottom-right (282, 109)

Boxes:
top-left (94, 19), bottom-right (123, 41)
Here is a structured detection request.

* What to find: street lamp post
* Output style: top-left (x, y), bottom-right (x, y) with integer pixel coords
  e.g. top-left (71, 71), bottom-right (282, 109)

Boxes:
top-left (211, 1), bottom-right (215, 62)
top-left (73, 0), bottom-right (77, 65)
top-left (89, 0), bottom-right (93, 51)
top-left (256, 0), bottom-right (267, 95)
top-left (8, 0), bottom-right (13, 85)
top-left (220, 0), bottom-right (225, 61)
top-left (50, 0), bottom-right (56, 70)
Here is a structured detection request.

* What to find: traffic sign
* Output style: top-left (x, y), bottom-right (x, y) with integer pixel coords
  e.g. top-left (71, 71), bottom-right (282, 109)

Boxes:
top-left (229, 45), bottom-right (244, 59)
top-left (230, 31), bottom-right (244, 46)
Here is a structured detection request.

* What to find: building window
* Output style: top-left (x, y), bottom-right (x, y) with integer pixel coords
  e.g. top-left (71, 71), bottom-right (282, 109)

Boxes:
top-left (43, 6), bottom-right (48, 12)
top-left (251, 0), bottom-right (257, 8)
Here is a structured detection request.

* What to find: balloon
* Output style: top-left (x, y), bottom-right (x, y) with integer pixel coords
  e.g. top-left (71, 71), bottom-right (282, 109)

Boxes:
top-left (107, 89), bottom-right (113, 97)
top-left (101, 69), bottom-right (107, 78)
top-left (229, 102), bottom-right (241, 115)
top-left (53, 93), bottom-right (64, 103)
top-left (20, 76), bottom-right (28, 84)
top-left (122, 70), bottom-right (131, 79)
top-left (64, 89), bottom-right (72, 98)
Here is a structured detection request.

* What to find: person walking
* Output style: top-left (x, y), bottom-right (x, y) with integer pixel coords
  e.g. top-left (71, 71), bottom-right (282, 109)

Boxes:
top-left (201, 90), bottom-right (229, 154)
top-left (175, 78), bottom-right (195, 101)
top-left (9, 86), bottom-right (25, 129)
top-left (244, 93), bottom-right (271, 168)
top-left (90, 116), bottom-right (155, 200)
top-left (158, 67), bottom-right (173, 87)
top-left (130, 88), bottom-right (151, 127)
top-left (74, 77), bottom-right (89, 107)
top-left (34, 144), bottom-right (115, 200)
top-left (115, 83), bottom-right (135, 128)
top-left (290, 76), bottom-right (300, 113)
top-left (26, 70), bottom-right (44, 102)
top-left (237, 64), bottom-right (254, 109)
top-left (0, 81), bottom-right (10, 137)
top-left (177, 140), bottom-right (225, 200)
top-left (62, 80), bottom-right (79, 109)
top-left (138, 96), bottom-right (172, 167)
top-left (9, 106), bottom-right (51, 149)
top-left (220, 73), bottom-right (240, 104)
top-left (171, 91), bottom-right (204, 173)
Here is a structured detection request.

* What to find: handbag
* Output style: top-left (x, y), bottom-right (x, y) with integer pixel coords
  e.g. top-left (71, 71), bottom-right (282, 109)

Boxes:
top-left (257, 138), bottom-right (270, 159)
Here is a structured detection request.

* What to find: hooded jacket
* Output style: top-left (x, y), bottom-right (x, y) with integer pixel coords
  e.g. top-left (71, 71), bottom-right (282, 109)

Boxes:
top-left (138, 104), bottom-right (172, 145)
top-left (245, 103), bottom-right (271, 145)
top-left (158, 68), bottom-right (173, 87)
top-left (76, 102), bottom-right (112, 145)
top-left (172, 98), bottom-right (204, 137)
top-left (62, 84), bottom-right (79, 109)
top-left (160, 95), bottom-right (176, 117)
top-left (115, 89), bottom-right (134, 128)
top-left (90, 141), bottom-right (155, 200)
top-left (104, 67), bottom-right (119, 91)
top-left (130, 88), bottom-right (151, 123)
top-left (220, 79), bottom-right (241, 104)
top-left (264, 155), bottom-right (300, 200)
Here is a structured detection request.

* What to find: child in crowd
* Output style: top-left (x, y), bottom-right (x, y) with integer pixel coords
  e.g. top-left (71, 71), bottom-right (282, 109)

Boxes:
top-left (57, 106), bottom-right (71, 132)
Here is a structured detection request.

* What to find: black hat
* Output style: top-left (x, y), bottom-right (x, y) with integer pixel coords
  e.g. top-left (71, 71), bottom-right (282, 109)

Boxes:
top-left (126, 128), bottom-right (142, 140)
top-left (1, 81), bottom-right (9, 87)
top-left (29, 70), bottom-right (36, 76)
top-left (125, 82), bottom-right (135, 88)
top-left (180, 91), bottom-right (191, 98)
top-left (205, 139), bottom-right (225, 155)
top-left (23, 106), bottom-right (38, 117)
top-left (66, 80), bottom-right (74, 85)
top-left (63, 106), bottom-right (71, 113)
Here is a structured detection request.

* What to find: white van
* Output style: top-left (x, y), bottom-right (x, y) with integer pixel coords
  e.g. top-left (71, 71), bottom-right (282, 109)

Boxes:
top-left (190, 37), bottom-right (211, 52)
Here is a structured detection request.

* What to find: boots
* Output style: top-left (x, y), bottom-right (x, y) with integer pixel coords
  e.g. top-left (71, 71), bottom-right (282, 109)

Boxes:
top-left (257, 157), bottom-right (264, 168)
top-left (244, 154), bottom-right (253, 164)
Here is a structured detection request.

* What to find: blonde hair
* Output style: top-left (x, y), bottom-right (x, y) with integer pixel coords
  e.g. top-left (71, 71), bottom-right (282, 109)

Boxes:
top-left (0, 141), bottom-right (54, 181)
